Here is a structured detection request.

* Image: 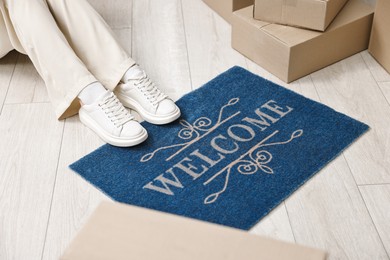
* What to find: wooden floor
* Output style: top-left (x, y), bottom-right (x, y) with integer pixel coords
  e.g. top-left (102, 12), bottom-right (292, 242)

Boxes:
top-left (1, 0), bottom-right (390, 259)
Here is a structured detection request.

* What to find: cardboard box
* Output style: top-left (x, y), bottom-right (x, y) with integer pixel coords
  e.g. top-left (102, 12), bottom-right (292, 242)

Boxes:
top-left (61, 202), bottom-right (327, 260)
top-left (253, 0), bottom-right (349, 31)
top-left (202, 0), bottom-right (253, 23)
top-left (368, 0), bottom-right (390, 74)
top-left (232, 0), bottom-right (373, 83)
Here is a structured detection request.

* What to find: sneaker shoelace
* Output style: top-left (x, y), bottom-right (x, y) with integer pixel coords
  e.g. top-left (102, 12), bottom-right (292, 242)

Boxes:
top-left (135, 75), bottom-right (168, 107)
top-left (99, 92), bottom-right (134, 127)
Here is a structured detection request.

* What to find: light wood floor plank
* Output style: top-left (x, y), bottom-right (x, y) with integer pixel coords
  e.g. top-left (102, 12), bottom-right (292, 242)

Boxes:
top-left (242, 64), bottom-right (388, 258)
top-left (42, 2), bottom-right (133, 259)
top-left (0, 51), bottom-right (18, 114)
top-left (311, 53), bottom-right (390, 185)
top-left (32, 76), bottom-right (50, 103)
top-left (378, 81), bottom-right (390, 104)
top-left (250, 203), bottom-right (296, 243)
top-left (360, 184), bottom-right (390, 257)
top-left (0, 103), bottom-right (64, 260)
top-left (298, 69), bottom-right (388, 260)
top-left (132, 0), bottom-right (191, 101)
top-left (361, 51), bottom-right (390, 82)
top-left (1, 0), bottom-right (390, 259)
top-left (286, 156), bottom-right (388, 259)
top-left (181, 0), bottom-right (247, 89)
top-left (41, 117), bottom-right (109, 260)
top-left (5, 55), bottom-right (49, 105)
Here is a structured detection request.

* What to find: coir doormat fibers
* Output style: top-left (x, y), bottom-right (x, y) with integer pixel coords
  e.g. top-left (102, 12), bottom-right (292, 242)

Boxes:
top-left (70, 66), bottom-right (369, 230)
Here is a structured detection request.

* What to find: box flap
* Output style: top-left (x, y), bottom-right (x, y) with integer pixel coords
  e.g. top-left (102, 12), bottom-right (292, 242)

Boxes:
top-left (239, 6), bottom-right (320, 46)
top-left (325, 0), bottom-right (373, 30)
top-left (325, 0), bottom-right (350, 27)
top-left (254, 0), bottom-right (328, 30)
top-left (238, 5), bottom-right (270, 29)
top-left (246, 0), bottom-right (373, 46)
top-left (262, 24), bottom-right (320, 46)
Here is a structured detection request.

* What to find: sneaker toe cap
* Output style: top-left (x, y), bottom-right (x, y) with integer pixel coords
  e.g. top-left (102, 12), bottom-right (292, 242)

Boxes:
top-left (156, 99), bottom-right (178, 115)
top-left (120, 120), bottom-right (145, 138)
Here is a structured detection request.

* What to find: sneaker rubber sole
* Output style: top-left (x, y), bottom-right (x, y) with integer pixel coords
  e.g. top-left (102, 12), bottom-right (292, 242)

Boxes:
top-left (115, 92), bottom-right (181, 125)
top-left (79, 109), bottom-right (148, 147)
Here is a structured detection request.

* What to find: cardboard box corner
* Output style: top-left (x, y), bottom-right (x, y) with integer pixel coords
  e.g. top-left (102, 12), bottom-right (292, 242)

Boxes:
top-left (232, 0), bottom-right (374, 83)
top-left (253, 0), bottom-right (349, 31)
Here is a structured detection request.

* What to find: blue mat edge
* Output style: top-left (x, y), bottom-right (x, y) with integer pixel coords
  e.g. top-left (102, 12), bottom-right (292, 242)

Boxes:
top-left (69, 126), bottom-right (369, 231)
top-left (69, 66), bottom-right (370, 230)
top-left (246, 124), bottom-right (369, 229)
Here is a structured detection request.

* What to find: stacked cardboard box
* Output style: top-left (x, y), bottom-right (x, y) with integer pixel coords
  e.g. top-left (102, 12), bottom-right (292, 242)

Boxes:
top-left (368, 0), bottom-right (390, 74)
top-left (233, 0), bottom-right (373, 82)
top-left (253, 0), bottom-right (349, 31)
top-left (202, 0), bottom-right (375, 83)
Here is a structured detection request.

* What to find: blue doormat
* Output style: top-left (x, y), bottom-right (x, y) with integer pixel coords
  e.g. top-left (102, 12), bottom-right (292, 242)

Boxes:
top-left (70, 66), bottom-right (369, 230)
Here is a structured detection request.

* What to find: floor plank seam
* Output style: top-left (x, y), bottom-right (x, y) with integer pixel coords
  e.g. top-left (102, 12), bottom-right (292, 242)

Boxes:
top-left (130, 0), bottom-right (133, 58)
top-left (0, 53), bottom-right (19, 116)
top-left (308, 73), bottom-right (389, 256)
top-left (180, 0), bottom-right (194, 91)
top-left (358, 183), bottom-right (390, 187)
top-left (39, 119), bottom-right (67, 260)
top-left (3, 101), bottom-right (51, 106)
top-left (31, 81), bottom-right (38, 104)
top-left (111, 26), bottom-right (131, 30)
top-left (282, 201), bottom-right (297, 243)
top-left (358, 186), bottom-right (390, 260)
top-left (360, 52), bottom-right (390, 108)
top-left (244, 58), bottom-right (249, 70)
top-left (308, 75), bottom-right (323, 104)
top-left (378, 85), bottom-right (390, 106)
top-left (339, 144), bottom-right (389, 258)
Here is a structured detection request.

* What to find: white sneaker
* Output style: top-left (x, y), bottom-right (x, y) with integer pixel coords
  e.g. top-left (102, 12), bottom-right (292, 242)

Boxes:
top-left (79, 90), bottom-right (148, 147)
top-left (114, 71), bottom-right (181, 125)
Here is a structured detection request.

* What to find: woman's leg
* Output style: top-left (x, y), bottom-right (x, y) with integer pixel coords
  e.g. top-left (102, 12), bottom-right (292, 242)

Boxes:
top-left (5, 0), bottom-right (98, 119)
top-left (5, 0), bottom-right (148, 146)
top-left (45, 0), bottom-right (136, 91)
top-left (46, 0), bottom-right (180, 125)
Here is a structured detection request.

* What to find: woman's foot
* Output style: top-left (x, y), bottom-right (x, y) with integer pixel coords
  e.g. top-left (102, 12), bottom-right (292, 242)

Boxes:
top-left (115, 65), bottom-right (181, 125)
top-left (79, 90), bottom-right (148, 147)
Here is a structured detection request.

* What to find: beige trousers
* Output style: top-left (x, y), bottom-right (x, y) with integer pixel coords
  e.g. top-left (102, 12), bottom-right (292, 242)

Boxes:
top-left (4, 0), bottom-right (135, 119)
